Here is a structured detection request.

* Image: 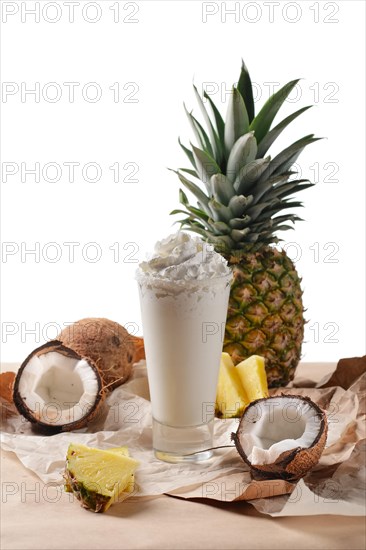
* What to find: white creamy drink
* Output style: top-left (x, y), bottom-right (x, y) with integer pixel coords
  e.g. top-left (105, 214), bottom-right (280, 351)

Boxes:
top-left (136, 232), bottom-right (232, 462)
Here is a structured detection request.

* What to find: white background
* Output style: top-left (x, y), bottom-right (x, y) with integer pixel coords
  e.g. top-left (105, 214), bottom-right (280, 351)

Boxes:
top-left (1, 0), bottom-right (365, 363)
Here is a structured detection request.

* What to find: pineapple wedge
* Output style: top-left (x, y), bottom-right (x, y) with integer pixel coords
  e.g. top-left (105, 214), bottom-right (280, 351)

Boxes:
top-left (65, 443), bottom-right (139, 513)
top-left (64, 446), bottom-right (132, 493)
top-left (216, 353), bottom-right (249, 418)
top-left (236, 355), bottom-right (269, 402)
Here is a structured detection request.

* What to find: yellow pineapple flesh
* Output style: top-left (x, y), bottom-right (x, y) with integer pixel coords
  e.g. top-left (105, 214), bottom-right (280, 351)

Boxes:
top-left (65, 443), bottom-right (139, 513)
top-left (216, 353), bottom-right (249, 418)
top-left (235, 355), bottom-right (269, 402)
top-left (216, 353), bottom-right (269, 418)
top-left (107, 447), bottom-right (135, 495)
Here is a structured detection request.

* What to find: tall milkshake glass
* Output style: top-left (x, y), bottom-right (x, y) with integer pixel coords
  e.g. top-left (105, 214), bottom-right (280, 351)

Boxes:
top-left (136, 233), bottom-right (232, 463)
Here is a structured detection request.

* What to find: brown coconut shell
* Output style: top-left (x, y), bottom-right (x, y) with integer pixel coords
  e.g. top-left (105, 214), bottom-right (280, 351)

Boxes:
top-left (0, 371), bottom-right (15, 403)
top-left (13, 340), bottom-right (104, 434)
top-left (232, 394), bottom-right (328, 482)
top-left (0, 371), bottom-right (17, 417)
top-left (57, 318), bottom-right (135, 392)
top-left (131, 335), bottom-right (146, 363)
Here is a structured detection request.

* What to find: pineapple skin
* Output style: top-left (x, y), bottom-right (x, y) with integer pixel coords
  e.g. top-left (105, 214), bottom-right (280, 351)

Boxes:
top-left (65, 469), bottom-right (111, 513)
top-left (225, 247), bottom-right (304, 387)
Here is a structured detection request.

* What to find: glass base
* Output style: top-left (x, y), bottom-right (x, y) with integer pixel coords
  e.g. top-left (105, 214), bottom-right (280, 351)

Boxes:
top-left (152, 417), bottom-right (214, 463)
top-left (154, 449), bottom-right (213, 463)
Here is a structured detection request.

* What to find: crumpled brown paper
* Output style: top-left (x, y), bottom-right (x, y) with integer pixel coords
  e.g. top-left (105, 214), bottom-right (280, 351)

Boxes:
top-left (1, 358), bottom-right (365, 516)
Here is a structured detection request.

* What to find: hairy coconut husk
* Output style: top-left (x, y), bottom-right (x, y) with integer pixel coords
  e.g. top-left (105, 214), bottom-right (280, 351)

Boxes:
top-left (57, 318), bottom-right (135, 391)
top-left (0, 371), bottom-right (15, 403)
top-left (232, 394), bottom-right (328, 482)
top-left (13, 340), bottom-right (104, 433)
top-left (131, 335), bottom-right (146, 363)
top-left (0, 371), bottom-right (17, 417)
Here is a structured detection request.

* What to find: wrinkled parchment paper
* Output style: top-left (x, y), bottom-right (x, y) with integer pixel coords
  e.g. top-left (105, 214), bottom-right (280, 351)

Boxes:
top-left (1, 358), bottom-right (365, 516)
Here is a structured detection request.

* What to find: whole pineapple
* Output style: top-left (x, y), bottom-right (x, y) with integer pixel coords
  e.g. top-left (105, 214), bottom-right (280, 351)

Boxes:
top-left (171, 61), bottom-right (320, 387)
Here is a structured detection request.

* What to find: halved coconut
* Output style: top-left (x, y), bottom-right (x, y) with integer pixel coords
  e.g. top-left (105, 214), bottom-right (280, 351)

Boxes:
top-left (232, 395), bottom-right (327, 481)
top-left (13, 341), bottom-right (103, 433)
top-left (13, 318), bottom-right (138, 433)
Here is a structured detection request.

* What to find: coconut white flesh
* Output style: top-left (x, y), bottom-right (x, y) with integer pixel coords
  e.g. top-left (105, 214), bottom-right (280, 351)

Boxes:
top-left (239, 397), bottom-right (322, 465)
top-left (18, 351), bottom-right (99, 426)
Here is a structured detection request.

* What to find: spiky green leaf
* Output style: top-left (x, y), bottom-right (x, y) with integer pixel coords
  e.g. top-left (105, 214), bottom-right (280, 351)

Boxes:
top-left (179, 188), bottom-right (188, 206)
top-left (229, 216), bottom-right (251, 229)
top-left (241, 233), bottom-right (260, 244)
top-left (203, 91), bottom-right (225, 143)
top-left (224, 88), bottom-right (249, 155)
top-left (264, 201), bottom-right (304, 218)
top-left (179, 168), bottom-right (199, 179)
top-left (193, 85), bottom-right (223, 164)
top-left (175, 199), bottom-right (210, 225)
top-left (226, 132), bottom-right (257, 182)
top-left (210, 221), bottom-right (231, 235)
top-left (274, 138), bottom-right (321, 177)
top-left (266, 181), bottom-right (313, 201)
top-left (191, 145), bottom-right (221, 193)
top-left (179, 138), bottom-right (196, 169)
top-left (259, 135), bottom-right (321, 181)
top-left (237, 59), bottom-right (255, 123)
top-left (186, 205), bottom-right (210, 221)
top-left (209, 199), bottom-right (232, 223)
top-left (249, 171), bottom-right (295, 204)
top-left (256, 106), bottom-right (312, 158)
top-left (184, 104), bottom-right (214, 157)
top-left (228, 194), bottom-right (253, 217)
top-left (181, 225), bottom-right (210, 239)
top-left (250, 79), bottom-right (300, 143)
top-left (248, 172), bottom-right (293, 205)
top-left (211, 173), bottom-right (235, 205)
top-left (171, 170), bottom-right (210, 211)
top-left (272, 224), bottom-right (296, 232)
top-left (271, 214), bottom-right (303, 227)
top-left (231, 227), bottom-right (251, 242)
top-left (246, 201), bottom-right (276, 221)
top-left (234, 157), bottom-right (271, 195)
top-left (170, 209), bottom-right (189, 216)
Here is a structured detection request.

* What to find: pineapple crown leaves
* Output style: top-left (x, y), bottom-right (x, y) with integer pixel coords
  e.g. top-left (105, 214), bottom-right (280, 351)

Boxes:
top-left (171, 59), bottom-right (322, 251)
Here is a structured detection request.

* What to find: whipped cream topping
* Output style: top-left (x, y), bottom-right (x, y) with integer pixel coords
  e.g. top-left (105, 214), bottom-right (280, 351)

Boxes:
top-left (136, 232), bottom-right (231, 283)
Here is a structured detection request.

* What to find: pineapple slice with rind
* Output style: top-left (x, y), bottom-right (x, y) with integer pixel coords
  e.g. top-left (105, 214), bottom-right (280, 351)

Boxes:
top-left (65, 443), bottom-right (139, 513)
top-left (65, 446), bottom-right (136, 496)
top-left (216, 353), bottom-right (249, 418)
top-left (236, 355), bottom-right (269, 402)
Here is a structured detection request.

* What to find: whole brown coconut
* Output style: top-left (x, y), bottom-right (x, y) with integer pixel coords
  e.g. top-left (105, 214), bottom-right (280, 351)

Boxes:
top-left (232, 394), bottom-right (328, 482)
top-left (57, 318), bottom-right (135, 392)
